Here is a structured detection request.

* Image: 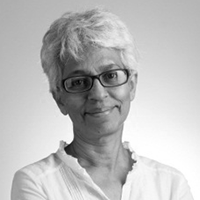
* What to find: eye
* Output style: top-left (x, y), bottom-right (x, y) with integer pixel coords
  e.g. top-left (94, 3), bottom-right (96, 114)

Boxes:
top-left (100, 69), bottom-right (128, 87)
top-left (101, 70), bottom-right (120, 86)
top-left (71, 78), bottom-right (85, 87)
top-left (67, 77), bottom-right (90, 90)
top-left (104, 71), bottom-right (118, 80)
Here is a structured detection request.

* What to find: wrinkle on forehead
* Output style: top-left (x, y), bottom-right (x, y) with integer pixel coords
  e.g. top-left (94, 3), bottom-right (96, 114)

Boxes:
top-left (82, 47), bottom-right (122, 68)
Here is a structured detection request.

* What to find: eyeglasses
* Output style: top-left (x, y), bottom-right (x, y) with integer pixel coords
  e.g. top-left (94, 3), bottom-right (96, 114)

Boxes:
top-left (62, 69), bottom-right (132, 93)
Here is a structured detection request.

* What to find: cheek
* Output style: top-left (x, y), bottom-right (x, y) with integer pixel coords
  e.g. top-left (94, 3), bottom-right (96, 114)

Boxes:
top-left (112, 85), bottom-right (131, 102)
top-left (111, 85), bottom-right (132, 114)
top-left (62, 95), bottom-right (85, 117)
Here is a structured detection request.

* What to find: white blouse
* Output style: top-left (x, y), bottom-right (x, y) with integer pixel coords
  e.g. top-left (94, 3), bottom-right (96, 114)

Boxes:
top-left (11, 141), bottom-right (193, 200)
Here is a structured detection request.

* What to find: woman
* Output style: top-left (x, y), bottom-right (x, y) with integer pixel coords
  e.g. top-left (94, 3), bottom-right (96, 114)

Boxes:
top-left (11, 8), bottom-right (193, 200)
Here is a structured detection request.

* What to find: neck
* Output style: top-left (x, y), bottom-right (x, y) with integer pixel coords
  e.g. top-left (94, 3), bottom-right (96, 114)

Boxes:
top-left (65, 128), bottom-right (127, 170)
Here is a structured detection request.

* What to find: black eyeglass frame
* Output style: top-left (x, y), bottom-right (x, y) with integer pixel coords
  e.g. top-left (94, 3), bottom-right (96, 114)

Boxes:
top-left (62, 69), bottom-right (132, 94)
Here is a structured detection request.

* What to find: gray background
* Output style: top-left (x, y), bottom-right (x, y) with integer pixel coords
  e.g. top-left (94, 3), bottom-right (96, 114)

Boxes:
top-left (1, 0), bottom-right (199, 199)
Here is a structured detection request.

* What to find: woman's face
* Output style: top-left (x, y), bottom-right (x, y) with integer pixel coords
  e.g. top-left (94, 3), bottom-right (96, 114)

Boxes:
top-left (55, 48), bottom-right (137, 140)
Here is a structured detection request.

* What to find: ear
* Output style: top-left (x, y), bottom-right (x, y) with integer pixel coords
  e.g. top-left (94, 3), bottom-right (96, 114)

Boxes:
top-left (52, 91), bottom-right (68, 115)
top-left (129, 72), bottom-right (138, 101)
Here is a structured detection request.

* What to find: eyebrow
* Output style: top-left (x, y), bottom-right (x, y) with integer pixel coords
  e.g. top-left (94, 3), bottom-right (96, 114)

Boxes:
top-left (101, 63), bottom-right (120, 71)
top-left (67, 64), bottom-right (120, 77)
top-left (67, 70), bottom-right (88, 77)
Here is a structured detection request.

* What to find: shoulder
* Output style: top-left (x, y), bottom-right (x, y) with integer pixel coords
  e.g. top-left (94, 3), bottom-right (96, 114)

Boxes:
top-left (11, 153), bottom-right (63, 200)
top-left (138, 155), bottom-right (181, 173)
top-left (125, 142), bottom-right (185, 180)
top-left (136, 155), bottom-right (187, 184)
top-left (132, 155), bottom-right (194, 199)
top-left (14, 153), bottom-right (62, 181)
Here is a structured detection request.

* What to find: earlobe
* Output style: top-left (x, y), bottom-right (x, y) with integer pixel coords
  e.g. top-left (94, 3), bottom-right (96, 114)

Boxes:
top-left (57, 101), bottom-right (68, 115)
top-left (130, 73), bottom-right (138, 101)
top-left (52, 91), bottom-right (68, 115)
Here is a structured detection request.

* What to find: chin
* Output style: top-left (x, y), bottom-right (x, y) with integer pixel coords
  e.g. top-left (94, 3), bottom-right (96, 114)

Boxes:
top-left (88, 121), bottom-right (124, 136)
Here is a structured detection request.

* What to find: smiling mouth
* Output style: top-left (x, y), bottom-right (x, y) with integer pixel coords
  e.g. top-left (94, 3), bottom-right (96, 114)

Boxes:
top-left (85, 107), bottom-right (115, 117)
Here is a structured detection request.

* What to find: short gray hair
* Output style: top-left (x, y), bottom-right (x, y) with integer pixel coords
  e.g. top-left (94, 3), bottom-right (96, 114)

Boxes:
top-left (40, 8), bottom-right (139, 93)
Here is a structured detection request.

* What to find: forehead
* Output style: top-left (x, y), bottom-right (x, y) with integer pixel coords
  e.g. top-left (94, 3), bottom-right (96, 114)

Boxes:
top-left (62, 47), bottom-right (123, 78)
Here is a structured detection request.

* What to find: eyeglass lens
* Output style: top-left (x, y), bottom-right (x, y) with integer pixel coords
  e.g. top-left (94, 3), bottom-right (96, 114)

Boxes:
top-left (63, 69), bottom-right (129, 93)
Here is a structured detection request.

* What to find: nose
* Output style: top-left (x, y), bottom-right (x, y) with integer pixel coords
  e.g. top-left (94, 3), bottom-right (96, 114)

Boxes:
top-left (87, 79), bottom-right (108, 101)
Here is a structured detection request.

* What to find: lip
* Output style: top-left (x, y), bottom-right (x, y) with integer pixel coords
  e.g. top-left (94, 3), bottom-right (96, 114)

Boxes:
top-left (85, 107), bottom-right (115, 117)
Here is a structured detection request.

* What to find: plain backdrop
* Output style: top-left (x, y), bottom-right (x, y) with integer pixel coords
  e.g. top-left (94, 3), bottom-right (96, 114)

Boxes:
top-left (1, 0), bottom-right (199, 199)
